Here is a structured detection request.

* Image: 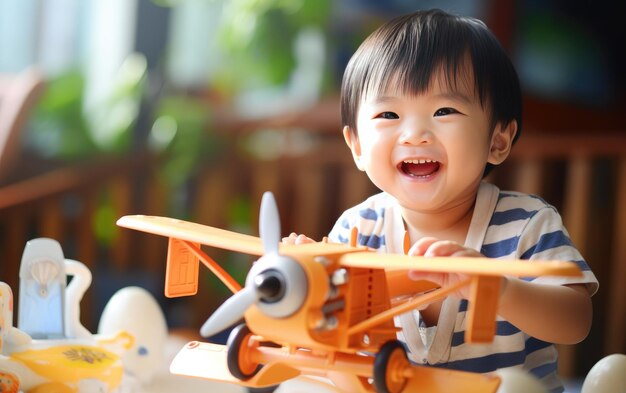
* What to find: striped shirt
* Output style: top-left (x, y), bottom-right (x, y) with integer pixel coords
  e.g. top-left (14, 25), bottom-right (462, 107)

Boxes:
top-left (328, 182), bottom-right (598, 393)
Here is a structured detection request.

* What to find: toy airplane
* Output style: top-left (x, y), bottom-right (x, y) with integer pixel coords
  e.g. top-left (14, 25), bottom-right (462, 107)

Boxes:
top-left (117, 192), bottom-right (582, 393)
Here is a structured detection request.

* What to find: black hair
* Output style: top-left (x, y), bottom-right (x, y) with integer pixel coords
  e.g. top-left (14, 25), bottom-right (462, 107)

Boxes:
top-left (340, 9), bottom-right (522, 175)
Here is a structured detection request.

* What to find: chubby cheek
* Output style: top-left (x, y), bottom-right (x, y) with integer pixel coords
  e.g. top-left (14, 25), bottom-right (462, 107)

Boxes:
top-left (453, 131), bottom-right (491, 160)
top-left (360, 138), bottom-right (394, 173)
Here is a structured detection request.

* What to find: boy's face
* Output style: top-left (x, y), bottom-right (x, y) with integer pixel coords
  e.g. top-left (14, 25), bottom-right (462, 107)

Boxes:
top-left (345, 67), bottom-right (514, 213)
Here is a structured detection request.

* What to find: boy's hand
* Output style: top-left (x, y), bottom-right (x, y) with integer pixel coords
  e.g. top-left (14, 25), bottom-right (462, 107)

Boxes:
top-left (407, 237), bottom-right (483, 299)
top-left (282, 232), bottom-right (315, 245)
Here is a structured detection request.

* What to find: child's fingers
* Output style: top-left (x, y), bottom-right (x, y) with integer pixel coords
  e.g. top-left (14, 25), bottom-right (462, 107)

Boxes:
top-left (408, 270), bottom-right (443, 284)
top-left (295, 234), bottom-right (314, 245)
top-left (282, 233), bottom-right (315, 245)
top-left (282, 232), bottom-right (298, 244)
top-left (450, 248), bottom-right (483, 258)
top-left (423, 240), bottom-right (467, 257)
top-left (408, 236), bottom-right (439, 256)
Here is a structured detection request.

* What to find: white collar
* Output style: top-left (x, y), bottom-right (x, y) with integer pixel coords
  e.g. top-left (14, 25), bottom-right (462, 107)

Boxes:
top-left (386, 182), bottom-right (500, 253)
top-left (389, 182), bottom-right (501, 363)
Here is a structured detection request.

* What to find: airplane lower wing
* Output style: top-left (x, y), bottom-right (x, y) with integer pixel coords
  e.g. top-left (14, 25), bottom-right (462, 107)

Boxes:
top-left (169, 342), bottom-right (240, 384)
top-left (169, 341), bottom-right (300, 388)
top-left (169, 340), bottom-right (500, 393)
top-left (403, 365), bottom-right (500, 393)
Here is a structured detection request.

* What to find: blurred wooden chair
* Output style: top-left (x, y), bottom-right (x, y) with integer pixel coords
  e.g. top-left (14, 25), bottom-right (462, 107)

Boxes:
top-left (0, 67), bottom-right (45, 182)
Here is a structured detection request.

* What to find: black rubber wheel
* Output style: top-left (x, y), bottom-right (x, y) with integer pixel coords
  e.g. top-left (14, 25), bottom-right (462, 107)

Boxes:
top-left (373, 340), bottom-right (409, 393)
top-left (247, 386), bottom-right (279, 393)
top-left (227, 324), bottom-right (262, 380)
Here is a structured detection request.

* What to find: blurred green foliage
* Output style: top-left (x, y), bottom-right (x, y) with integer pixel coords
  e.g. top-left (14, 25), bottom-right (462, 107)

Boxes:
top-left (150, 95), bottom-right (221, 189)
top-left (154, 0), bottom-right (331, 95)
top-left (27, 55), bottom-right (147, 246)
top-left (28, 71), bottom-right (98, 160)
top-left (215, 0), bottom-right (331, 92)
top-left (28, 54), bottom-right (147, 160)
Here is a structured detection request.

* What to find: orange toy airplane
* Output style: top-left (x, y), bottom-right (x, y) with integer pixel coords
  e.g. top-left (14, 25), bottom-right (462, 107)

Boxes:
top-left (116, 192), bottom-right (582, 393)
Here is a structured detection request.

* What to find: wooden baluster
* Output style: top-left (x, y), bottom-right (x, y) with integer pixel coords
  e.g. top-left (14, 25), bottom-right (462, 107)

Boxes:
top-left (39, 198), bottom-right (64, 242)
top-left (141, 171), bottom-right (168, 272)
top-left (3, 209), bottom-right (27, 283)
top-left (562, 156), bottom-right (592, 248)
top-left (558, 154), bottom-right (592, 378)
top-left (607, 157), bottom-right (626, 354)
top-left (251, 159), bottom-right (281, 230)
top-left (110, 175), bottom-right (132, 271)
top-left (76, 188), bottom-right (97, 271)
top-left (340, 164), bottom-right (372, 213)
top-left (75, 188), bottom-right (97, 331)
top-left (293, 160), bottom-right (325, 238)
top-left (3, 208), bottom-right (28, 325)
top-left (513, 158), bottom-right (543, 196)
top-left (195, 163), bottom-right (233, 229)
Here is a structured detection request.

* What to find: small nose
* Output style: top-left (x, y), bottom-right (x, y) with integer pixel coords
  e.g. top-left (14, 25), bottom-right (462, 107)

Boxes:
top-left (399, 126), bottom-right (433, 145)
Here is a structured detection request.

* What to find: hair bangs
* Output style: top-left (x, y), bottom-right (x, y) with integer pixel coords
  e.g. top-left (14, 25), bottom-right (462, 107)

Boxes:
top-left (341, 9), bottom-right (521, 156)
top-left (342, 12), bottom-right (487, 131)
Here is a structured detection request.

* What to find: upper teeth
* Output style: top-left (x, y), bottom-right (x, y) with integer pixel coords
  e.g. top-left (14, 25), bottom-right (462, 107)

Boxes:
top-left (404, 159), bottom-right (436, 164)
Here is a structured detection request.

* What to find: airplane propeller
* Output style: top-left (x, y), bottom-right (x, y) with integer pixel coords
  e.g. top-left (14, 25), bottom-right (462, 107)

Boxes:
top-left (200, 192), bottom-right (308, 338)
top-left (199, 285), bottom-right (257, 337)
top-left (259, 191), bottom-right (280, 255)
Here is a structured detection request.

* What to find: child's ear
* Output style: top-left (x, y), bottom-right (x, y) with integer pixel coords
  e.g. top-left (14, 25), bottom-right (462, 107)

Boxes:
top-left (343, 126), bottom-right (365, 171)
top-left (488, 120), bottom-right (517, 165)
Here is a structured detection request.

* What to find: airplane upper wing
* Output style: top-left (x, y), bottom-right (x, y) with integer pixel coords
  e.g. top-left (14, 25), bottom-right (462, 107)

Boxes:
top-left (117, 215), bottom-right (266, 255)
top-left (339, 252), bottom-right (582, 278)
top-left (117, 215), bottom-right (368, 257)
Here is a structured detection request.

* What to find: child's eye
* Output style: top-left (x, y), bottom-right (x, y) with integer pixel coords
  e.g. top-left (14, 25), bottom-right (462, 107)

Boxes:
top-left (433, 107), bottom-right (459, 117)
top-left (375, 111), bottom-right (399, 119)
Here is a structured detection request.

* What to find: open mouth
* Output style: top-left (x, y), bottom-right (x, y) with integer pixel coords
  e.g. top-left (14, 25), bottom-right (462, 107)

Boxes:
top-left (399, 159), bottom-right (441, 178)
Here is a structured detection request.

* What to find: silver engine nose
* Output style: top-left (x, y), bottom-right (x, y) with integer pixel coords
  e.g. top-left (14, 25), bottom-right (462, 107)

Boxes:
top-left (247, 254), bottom-right (308, 318)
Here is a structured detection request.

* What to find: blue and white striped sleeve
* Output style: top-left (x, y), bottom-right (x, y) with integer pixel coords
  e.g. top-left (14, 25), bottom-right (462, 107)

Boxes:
top-left (327, 194), bottom-right (388, 250)
top-left (328, 209), bottom-right (354, 245)
top-left (517, 205), bottom-right (598, 295)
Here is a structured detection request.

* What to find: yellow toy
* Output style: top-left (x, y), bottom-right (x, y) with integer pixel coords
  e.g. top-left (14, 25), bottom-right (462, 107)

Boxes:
top-left (117, 192), bottom-right (581, 393)
top-left (0, 280), bottom-right (132, 393)
top-left (0, 238), bottom-right (168, 393)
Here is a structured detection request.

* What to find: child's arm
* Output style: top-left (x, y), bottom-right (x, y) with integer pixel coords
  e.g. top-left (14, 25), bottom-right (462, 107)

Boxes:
top-left (408, 237), bottom-right (593, 345)
top-left (497, 280), bottom-right (591, 345)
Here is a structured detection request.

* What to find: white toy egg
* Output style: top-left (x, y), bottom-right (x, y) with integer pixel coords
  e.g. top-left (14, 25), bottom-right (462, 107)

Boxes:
top-left (581, 353), bottom-right (626, 393)
top-left (98, 286), bottom-right (167, 385)
top-left (495, 368), bottom-right (547, 393)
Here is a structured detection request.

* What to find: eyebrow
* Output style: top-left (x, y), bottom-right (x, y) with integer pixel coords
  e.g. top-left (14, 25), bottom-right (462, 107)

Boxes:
top-left (432, 91), bottom-right (473, 105)
top-left (367, 95), bottom-right (399, 104)
top-left (367, 91), bottom-right (473, 106)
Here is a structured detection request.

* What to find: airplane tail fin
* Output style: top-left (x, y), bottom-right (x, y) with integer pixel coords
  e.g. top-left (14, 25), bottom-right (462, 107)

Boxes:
top-left (165, 238), bottom-right (200, 298)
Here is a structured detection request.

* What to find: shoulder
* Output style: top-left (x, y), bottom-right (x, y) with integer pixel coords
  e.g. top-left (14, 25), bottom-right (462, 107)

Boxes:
top-left (494, 190), bottom-right (555, 215)
top-left (482, 189), bottom-right (566, 257)
top-left (487, 189), bottom-right (562, 230)
top-left (494, 190), bottom-right (570, 233)
top-left (483, 189), bottom-right (597, 293)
